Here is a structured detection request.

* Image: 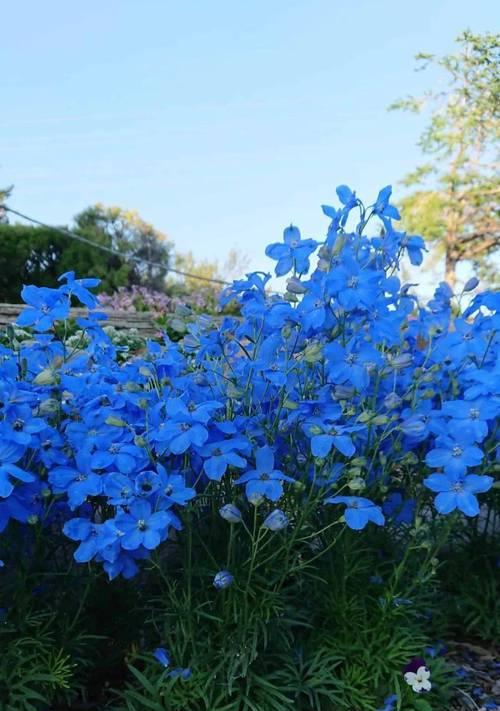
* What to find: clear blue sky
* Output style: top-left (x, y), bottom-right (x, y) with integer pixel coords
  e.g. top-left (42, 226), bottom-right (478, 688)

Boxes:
top-left (1, 0), bottom-right (497, 281)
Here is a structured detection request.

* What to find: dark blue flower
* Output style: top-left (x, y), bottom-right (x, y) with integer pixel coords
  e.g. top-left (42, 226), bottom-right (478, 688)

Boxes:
top-left (49, 452), bottom-right (103, 509)
top-left (153, 647), bottom-right (171, 668)
top-left (213, 570), bottom-right (233, 589)
top-left (325, 496), bottom-right (385, 530)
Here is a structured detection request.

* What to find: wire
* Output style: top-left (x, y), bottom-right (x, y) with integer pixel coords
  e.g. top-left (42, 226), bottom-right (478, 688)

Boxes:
top-left (2, 206), bottom-right (231, 286)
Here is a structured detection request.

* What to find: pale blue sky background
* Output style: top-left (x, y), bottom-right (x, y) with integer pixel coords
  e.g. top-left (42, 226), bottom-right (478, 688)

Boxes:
top-left (1, 0), bottom-right (497, 285)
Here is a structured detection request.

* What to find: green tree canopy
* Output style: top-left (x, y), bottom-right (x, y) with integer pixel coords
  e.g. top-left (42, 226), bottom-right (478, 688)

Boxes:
top-left (0, 204), bottom-right (171, 301)
top-left (390, 31), bottom-right (500, 287)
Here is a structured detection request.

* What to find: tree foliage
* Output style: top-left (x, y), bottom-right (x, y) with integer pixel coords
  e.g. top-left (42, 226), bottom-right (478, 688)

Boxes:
top-left (0, 205), bottom-right (172, 301)
top-left (391, 31), bottom-right (500, 287)
top-left (74, 204), bottom-right (171, 291)
top-left (0, 186), bottom-right (13, 224)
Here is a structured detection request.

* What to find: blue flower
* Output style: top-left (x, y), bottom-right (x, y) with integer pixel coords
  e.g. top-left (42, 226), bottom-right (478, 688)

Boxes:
top-left (153, 647), bottom-right (171, 668)
top-left (265, 225), bottom-right (317, 276)
top-left (441, 398), bottom-right (499, 443)
top-left (63, 518), bottom-right (116, 563)
top-left (235, 446), bottom-right (294, 502)
top-left (324, 341), bottom-right (382, 390)
top-left (325, 496), bottom-right (385, 530)
top-left (154, 464), bottom-right (196, 507)
top-left (262, 509), bottom-right (288, 531)
top-left (103, 472), bottom-right (135, 505)
top-left (425, 435), bottom-right (484, 477)
top-left (58, 271), bottom-right (100, 309)
top-left (377, 694), bottom-right (398, 711)
top-left (219, 503), bottom-right (243, 524)
top-left (168, 667), bottom-right (192, 680)
top-left (213, 570), bottom-right (233, 589)
top-left (303, 418), bottom-right (359, 458)
top-left (198, 438), bottom-right (249, 481)
top-left (423, 471), bottom-right (493, 516)
top-left (335, 184), bottom-right (358, 225)
top-left (16, 285), bottom-right (70, 332)
top-left (0, 442), bottom-right (36, 498)
top-left (372, 185), bottom-right (401, 222)
top-left (402, 234), bottom-right (426, 266)
top-left (155, 398), bottom-right (221, 455)
top-left (49, 452), bottom-right (103, 509)
top-left (115, 500), bottom-right (177, 550)
top-left (383, 492), bottom-right (416, 525)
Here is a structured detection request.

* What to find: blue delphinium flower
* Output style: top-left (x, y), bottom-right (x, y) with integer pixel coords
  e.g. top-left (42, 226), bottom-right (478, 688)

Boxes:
top-left (335, 184), bottom-right (358, 225)
top-left (372, 185), bottom-right (401, 222)
top-left (198, 438), bottom-right (249, 481)
top-left (63, 518), bottom-right (116, 563)
top-left (49, 452), bottom-right (103, 509)
top-left (16, 285), bottom-right (70, 332)
top-left (0, 462), bottom-right (36, 499)
top-left (441, 398), bottom-right (499, 442)
top-left (303, 419), bottom-right (360, 458)
top-left (383, 492), bottom-right (416, 525)
top-left (219, 503), bottom-right (243, 524)
top-left (423, 471), bottom-right (493, 516)
top-left (156, 398), bottom-right (221, 455)
top-left (265, 225), bottom-right (317, 276)
top-left (154, 465), bottom-right (196, 507)
top-left (262, 509), bottom-right (288, 531)
top-left (325, 496), bottom-right (385, 530)
top-left (213, 570), bottom-right (233, 589)
top-left (425, 435), bottom-right (484, 476)
top-left (235, 446), bottom-right (294, 502)
top-left (58, 271), bottom-right (100, 309)
top-left (153, 647), bottom-right (171, 668)
top-left (115, 500), bottom-right (176, 550)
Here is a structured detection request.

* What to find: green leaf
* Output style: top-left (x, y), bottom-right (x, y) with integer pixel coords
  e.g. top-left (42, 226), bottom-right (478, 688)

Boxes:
top-left (127, 664), bottom-right (158, 696)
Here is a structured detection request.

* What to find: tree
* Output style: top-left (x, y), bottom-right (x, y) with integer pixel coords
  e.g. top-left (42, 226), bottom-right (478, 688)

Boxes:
top-left (173, 248), bottom-right (249, 293)
top-left (390, 31), bottom-right (500, 288)
top-left (0, 223), bottom-right (131, 301)
top-left (0, 185), bottom-right (13, 224)
top-left (74, 204), bottom-right (171, 291)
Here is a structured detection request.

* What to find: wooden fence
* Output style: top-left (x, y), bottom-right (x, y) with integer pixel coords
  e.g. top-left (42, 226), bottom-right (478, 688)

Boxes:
top-left (0, 303), bottom-right (159, 337)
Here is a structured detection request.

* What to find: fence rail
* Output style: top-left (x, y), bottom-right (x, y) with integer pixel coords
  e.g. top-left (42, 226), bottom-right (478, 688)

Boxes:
top-left (0, 303), bottom-right (159, 336)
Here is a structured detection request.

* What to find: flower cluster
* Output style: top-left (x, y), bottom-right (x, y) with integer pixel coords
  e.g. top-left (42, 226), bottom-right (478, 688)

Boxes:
top-left (0, 185), bottom-right (498, 578)
top-left (98, 284), bottom-right (218, 314)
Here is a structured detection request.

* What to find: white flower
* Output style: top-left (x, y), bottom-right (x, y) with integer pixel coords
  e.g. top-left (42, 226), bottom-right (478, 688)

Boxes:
top-left (404, 665), bottom-right (432, 693)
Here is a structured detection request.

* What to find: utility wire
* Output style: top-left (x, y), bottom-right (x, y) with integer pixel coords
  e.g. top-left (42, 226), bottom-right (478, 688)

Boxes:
top-left (2, 206), bottom-right (231, 286)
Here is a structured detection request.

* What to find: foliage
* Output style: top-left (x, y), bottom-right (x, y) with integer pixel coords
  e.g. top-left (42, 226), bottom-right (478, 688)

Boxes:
top-left (0, 184), bottom-right (498, 709)
top-left (0, 223), bottom-right (132, 301)
top-left (0, 205), bottom-right (172, 301)
top-left (74, 204), bottom-right (172, 291)
top-left (0, 186), bottom-right (13, 224)
top-left (390, 31), bottom-right (500, 287)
